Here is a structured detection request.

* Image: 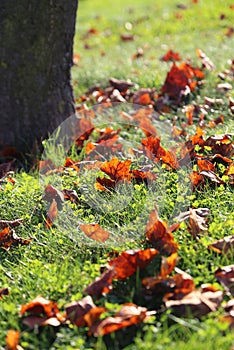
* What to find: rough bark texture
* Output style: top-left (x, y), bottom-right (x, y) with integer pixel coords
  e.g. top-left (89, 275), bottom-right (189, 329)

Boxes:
top-left (0, 0), bottom-right (78, 161)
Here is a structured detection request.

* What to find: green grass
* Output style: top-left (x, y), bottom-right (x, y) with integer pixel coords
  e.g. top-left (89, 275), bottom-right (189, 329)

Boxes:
top-left (1, 0), bottom-right (234, 349)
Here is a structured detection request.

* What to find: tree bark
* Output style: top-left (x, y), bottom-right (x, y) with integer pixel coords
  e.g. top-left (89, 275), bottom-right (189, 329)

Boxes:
top-left (0, 0), bottom-right (78, 161)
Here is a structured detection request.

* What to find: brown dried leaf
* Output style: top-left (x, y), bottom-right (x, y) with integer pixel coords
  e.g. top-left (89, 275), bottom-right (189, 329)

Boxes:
top-left (145, 209), bottom-right (178, 255)
top-left (84, 268), bottom-right (114, 299)
top-left (0, 227), bottom-right (32, 250)
top-left (165, 289), bottom-right (223, 318)
top-left (188, 208), bottom-right (209, 238)
top-left (215, 265), bottom-right (234, 296)
top-left (0, 287), bottom-right (9, 299)
top-left (65, 295), bottom-right (96, 326)
top-left (208, 236), bottom-right (234, 255)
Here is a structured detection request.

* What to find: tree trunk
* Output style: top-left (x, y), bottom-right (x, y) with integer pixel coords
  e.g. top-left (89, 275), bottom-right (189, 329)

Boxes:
top-left (0, 0), bottom-right (78, 162)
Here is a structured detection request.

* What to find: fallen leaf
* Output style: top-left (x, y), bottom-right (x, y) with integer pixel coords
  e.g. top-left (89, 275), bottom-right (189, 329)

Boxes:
top-left (62, 189), bottom-right (79, 204)
top-left (200, 170), bottom-right (224, 185)
top-left (160, 62), bottom-right (204, 103)
top-left (79, 223), bottom-right (110, 243)
top-left (65, 295), bottom-right (97, 326)
top-left (165, 289), bottom-right (223, 318)
top-left (45, 199), bottom-right (58, 229)
top-left (0, 227), bottom-right (32, 250)
top-left (188, 208), bottom-right (209, 238)
top-left (196, 48), bottom-right (215, 71)
top-left (42, 184), bottom-right (64, 209)
top-left (189, 171), bottom-right (205, 189)
top-left (0, 287), bottom-right (9, 299)
top-left (197, 159), bottom-right (215, 172)
top-left (208, 236), bottom-right (234, 255)
top-left (73, 118), bottom-right (95, 149)
top-left (98, 157), bottom-right (132, 183)
top-left (90, 303), bottom-right (148, 336)
top-left (108, 248), bottom-right (159, 279)
top-left (0, 218), bottom-right (24, 229)
top-left (160, 50), bottom-right (181, 62)
top-left (220, 299), bottom-right (234, 329)
top-left (109, 77), bottom-right (134, 92)
top-left (5, 329), bottom-right (23, 350)
top-left (20, 296), bottom-right (64, 328)
top-left (84, 268), bottom-right (114, 298)
top-left (145, 208), bottom-right (178, 255)
top-left (120, 34), bottom-right (135, 41)
top-left (160, 252), bottom-right (178, 279)
top-left (215, 265), bottom-right (234, 296)
top-left (132, 47), bottom-right (144, 60)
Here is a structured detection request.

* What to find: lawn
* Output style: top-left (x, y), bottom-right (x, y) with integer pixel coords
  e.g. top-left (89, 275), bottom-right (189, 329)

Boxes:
top-left (0, 0), bottom-right (234, 349)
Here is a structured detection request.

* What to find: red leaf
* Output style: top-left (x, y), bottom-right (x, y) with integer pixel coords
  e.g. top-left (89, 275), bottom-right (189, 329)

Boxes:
top-left (79, 223), bottom-right (110, 243)
top-left (160, 62), bottom-right (204, 103)
top-left (189, 171), bottom-right (204, 189)
top-left (145, 209), bottom-right (178, 255)
top-left (108, 248), bottom-right (159, 279)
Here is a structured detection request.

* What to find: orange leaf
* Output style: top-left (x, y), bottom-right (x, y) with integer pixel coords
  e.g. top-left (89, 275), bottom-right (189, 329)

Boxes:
top-left (160, 252), bottom-right (178, 279)
top-left (79, 223), bottom-right (110, 243)
top-left (197, 159), bottom-right (215, 172)
top-left (145, 209), bottom-right (178, 255)
top-left (100, 157), bottom-right (132, 182)
top-left (0, 227), bottom-right (32, 250)
top-left (6, 330), bottom-right (21, 350)
top-left (20, 296), bottom-right (64, 328)
top-left (90, 303), bottom-right (148, 336)
top-left (108, 248), bottom-right (159, 279)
